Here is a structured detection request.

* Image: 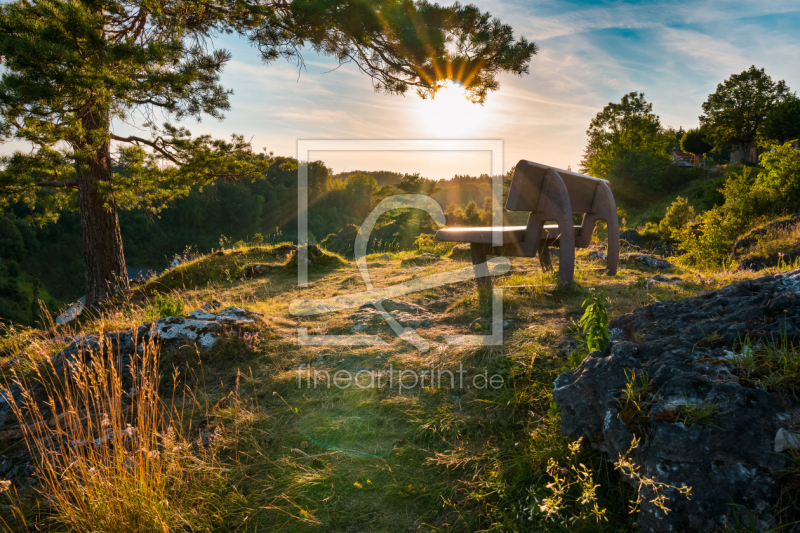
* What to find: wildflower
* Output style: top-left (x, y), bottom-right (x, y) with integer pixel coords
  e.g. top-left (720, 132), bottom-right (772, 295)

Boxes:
top-left (101, 413), bottom-right (110, 428)
top-left (0, 480), bottom-right (10, 493)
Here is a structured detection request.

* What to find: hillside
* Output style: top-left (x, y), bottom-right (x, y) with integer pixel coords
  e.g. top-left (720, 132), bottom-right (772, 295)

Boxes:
top-left (1, 241), bottom-right (797, 531)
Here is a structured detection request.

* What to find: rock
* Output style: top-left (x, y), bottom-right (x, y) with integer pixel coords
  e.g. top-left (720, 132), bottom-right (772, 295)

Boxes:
top-left (52, 307), bottom-right (260, 376)
top-left (558, 337), bottom-right (579, 356)
top-left (774, 428), bottom-right (800, 453)
top-left (201, 300), bottom-right (222, 311)
top-left (620, 229), bottom-right (644, 248)
top-left (736, 249), bottom-right (800, 272)
top-left (375, 254), bottom-right (391, 261)
top-left (646, 274), bottom-right (682, 286)
top-left (620, 253), bottom-right (675, 270)
top-left (289, 244), bottom-right (341, 268)
top-left (554, 267), bottom-right (800, 533)
top-left (450, 244), bottom-right (472, 258)
top-left (401, 253), bottom-right (441, 267)
top-left (350, 299), bottom-right (434, 329)
top-left (239, 263), bottom-right (282, 279)
top-left (587, 250), bottom-right (607, 261)
top-left (733, 213), bottom-right (800, 255)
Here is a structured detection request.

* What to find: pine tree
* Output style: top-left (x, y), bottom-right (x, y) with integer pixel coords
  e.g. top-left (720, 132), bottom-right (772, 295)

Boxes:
top-left (0, 0), bottom-right (536, 306)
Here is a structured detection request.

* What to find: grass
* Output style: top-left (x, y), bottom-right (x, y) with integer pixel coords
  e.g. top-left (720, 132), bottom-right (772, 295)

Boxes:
top-left (1, 239), bottom-right (799, 532)
top-left (673, 397), bottom-right (720, 428)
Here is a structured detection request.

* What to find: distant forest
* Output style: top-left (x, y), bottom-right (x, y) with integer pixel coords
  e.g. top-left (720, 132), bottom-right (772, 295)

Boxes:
top-left (0, 157), bottom-right (499, 319)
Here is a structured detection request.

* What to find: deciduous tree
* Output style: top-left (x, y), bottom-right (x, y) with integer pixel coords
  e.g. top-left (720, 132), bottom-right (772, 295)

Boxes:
top-left (699, 66), bottom-right (792, 163)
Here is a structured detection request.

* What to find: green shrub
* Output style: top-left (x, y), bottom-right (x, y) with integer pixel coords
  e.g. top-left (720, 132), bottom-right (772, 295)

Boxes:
top-left (673, 207), bottom-right (732, 267)
top-left (413, 233), bottom-right (455, 256)
top-left (640, 222), bottom-right (661, 244)
top-left (146, 293), bottom-right (185, 321)
top-left (658, 196), bottom-right (695, 240)
top-left (719, 142), bottom-right (800, 238)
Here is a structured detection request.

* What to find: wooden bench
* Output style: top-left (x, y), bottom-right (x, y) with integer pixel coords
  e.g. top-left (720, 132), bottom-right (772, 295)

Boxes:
top-left (436, 160), bottom-right (619, 289)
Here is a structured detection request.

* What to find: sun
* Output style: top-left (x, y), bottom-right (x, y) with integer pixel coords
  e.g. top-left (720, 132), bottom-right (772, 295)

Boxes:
top-left (414, 81), bottom-right (488, 137)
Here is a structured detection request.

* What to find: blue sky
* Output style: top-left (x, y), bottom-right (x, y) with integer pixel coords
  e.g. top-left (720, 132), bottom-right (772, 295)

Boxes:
top-left (18, 0), bottom-right (800, 180)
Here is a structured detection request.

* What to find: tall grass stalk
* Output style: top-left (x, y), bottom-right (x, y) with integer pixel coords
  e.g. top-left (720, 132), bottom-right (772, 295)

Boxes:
top-left (2, 329), bottom-right (234, 532)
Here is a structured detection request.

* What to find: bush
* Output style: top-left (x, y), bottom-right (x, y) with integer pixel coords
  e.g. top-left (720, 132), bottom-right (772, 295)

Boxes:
top-left (673, 208), bottom-right (732, 267)
top-left (145, 293), bottom-right (186, 321)
top-left (719, 143), bottom-right (800, 238)
top-left (413, 233), bottom-right (455, 256)
top-left (658, 197), bottom-right (695, 240)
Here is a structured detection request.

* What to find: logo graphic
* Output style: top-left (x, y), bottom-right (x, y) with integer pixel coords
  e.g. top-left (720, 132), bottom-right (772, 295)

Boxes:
top-left (289, 140), bottom-right (506, 352)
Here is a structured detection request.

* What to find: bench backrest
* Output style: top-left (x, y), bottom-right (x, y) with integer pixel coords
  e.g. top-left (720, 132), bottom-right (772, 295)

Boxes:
top-left (505, 160), bottom-right (608, 214)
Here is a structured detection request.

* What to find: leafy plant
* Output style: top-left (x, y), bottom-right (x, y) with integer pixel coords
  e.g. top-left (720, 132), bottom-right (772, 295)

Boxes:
top-left (658, 196), bottom-right (695, 240)
top-left (145, 293), bottom-right (185, 321)
top-left (580, 288), bottom-right (610, 353)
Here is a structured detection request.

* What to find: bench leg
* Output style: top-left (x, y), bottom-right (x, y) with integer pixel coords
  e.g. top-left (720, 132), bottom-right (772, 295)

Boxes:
top-left (537, 242), bottom-right (553, 271)
top-left (470, 243), bottom-right (492, 294)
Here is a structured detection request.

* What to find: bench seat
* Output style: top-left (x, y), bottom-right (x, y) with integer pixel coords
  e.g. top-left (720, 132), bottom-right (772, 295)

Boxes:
top-left (436, 160), bottom-right (619, 288)
top-left (436, 225), bottom-right (582, 245)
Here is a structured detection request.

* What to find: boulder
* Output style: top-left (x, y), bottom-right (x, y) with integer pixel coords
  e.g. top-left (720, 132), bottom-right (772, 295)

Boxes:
top-left (52, 307), bottom-right (260, 374)
top-left (350, 299), bottom-right (434, 330)
top-left (620, 229), bottom-right (644, 248)
top-left (401, 253), bottom-right (441, 267)
top-left (620, 253), bottom-right (675, 270)
top-left (646, 274), bottom-right (682, 286)
top-left (554, 268), bottom-right (800, 532)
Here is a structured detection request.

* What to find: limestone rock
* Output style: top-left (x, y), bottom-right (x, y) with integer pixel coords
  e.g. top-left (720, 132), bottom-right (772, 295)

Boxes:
top-left (554, 267), bottom-right (800, 532)
top-left (647, 274), bottom-right (682, 286)
top-left (620, 253), bottom-right (675, 270)
top-left (350, 299), bottom-right (434, 330)
top-left (774, 428), bottom-right (800, 453)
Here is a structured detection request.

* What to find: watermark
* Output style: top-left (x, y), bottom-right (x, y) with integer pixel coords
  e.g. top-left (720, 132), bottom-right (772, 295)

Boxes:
top-left (290, 140), bottom-right (507, 352)
top-left (296, 363), bottom-right (504, 393)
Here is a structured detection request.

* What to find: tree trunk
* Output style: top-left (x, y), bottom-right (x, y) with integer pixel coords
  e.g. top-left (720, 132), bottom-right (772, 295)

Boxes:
top-left (745, 140), bottom-right (755, 163)
top-left (75, 105), bottom-right (129, 307)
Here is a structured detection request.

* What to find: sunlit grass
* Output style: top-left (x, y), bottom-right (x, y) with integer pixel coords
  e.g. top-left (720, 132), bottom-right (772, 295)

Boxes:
top-left (1, 239), bottom-right (797, 531)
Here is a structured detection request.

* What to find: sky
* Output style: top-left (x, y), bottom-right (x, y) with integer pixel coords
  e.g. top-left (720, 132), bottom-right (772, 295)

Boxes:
top-left (19, 0), bottom-right (800, 180)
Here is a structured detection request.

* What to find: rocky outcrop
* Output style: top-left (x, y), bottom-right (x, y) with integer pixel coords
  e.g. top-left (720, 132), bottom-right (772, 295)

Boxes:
top-left (400, 253), bottom-right (441, 267)
top-left (52, 307), bottom-right (259, 372)
top-left (350, 299), bottom-right (433, 331)
top-left (736, 249), bottom-right (800, 272)
top-left (619, 253), bottom-right (675, 270)
top-left (620, 229), bottom-right (644, 248)
top-left (733, 214), bottom-right (800, 255)
top-left (554, 268), bottom-right (800, 532)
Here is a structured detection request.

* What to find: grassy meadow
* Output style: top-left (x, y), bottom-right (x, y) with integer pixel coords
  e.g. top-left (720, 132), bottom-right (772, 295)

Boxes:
top-left (0, 240), bottom-right (796, 532)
